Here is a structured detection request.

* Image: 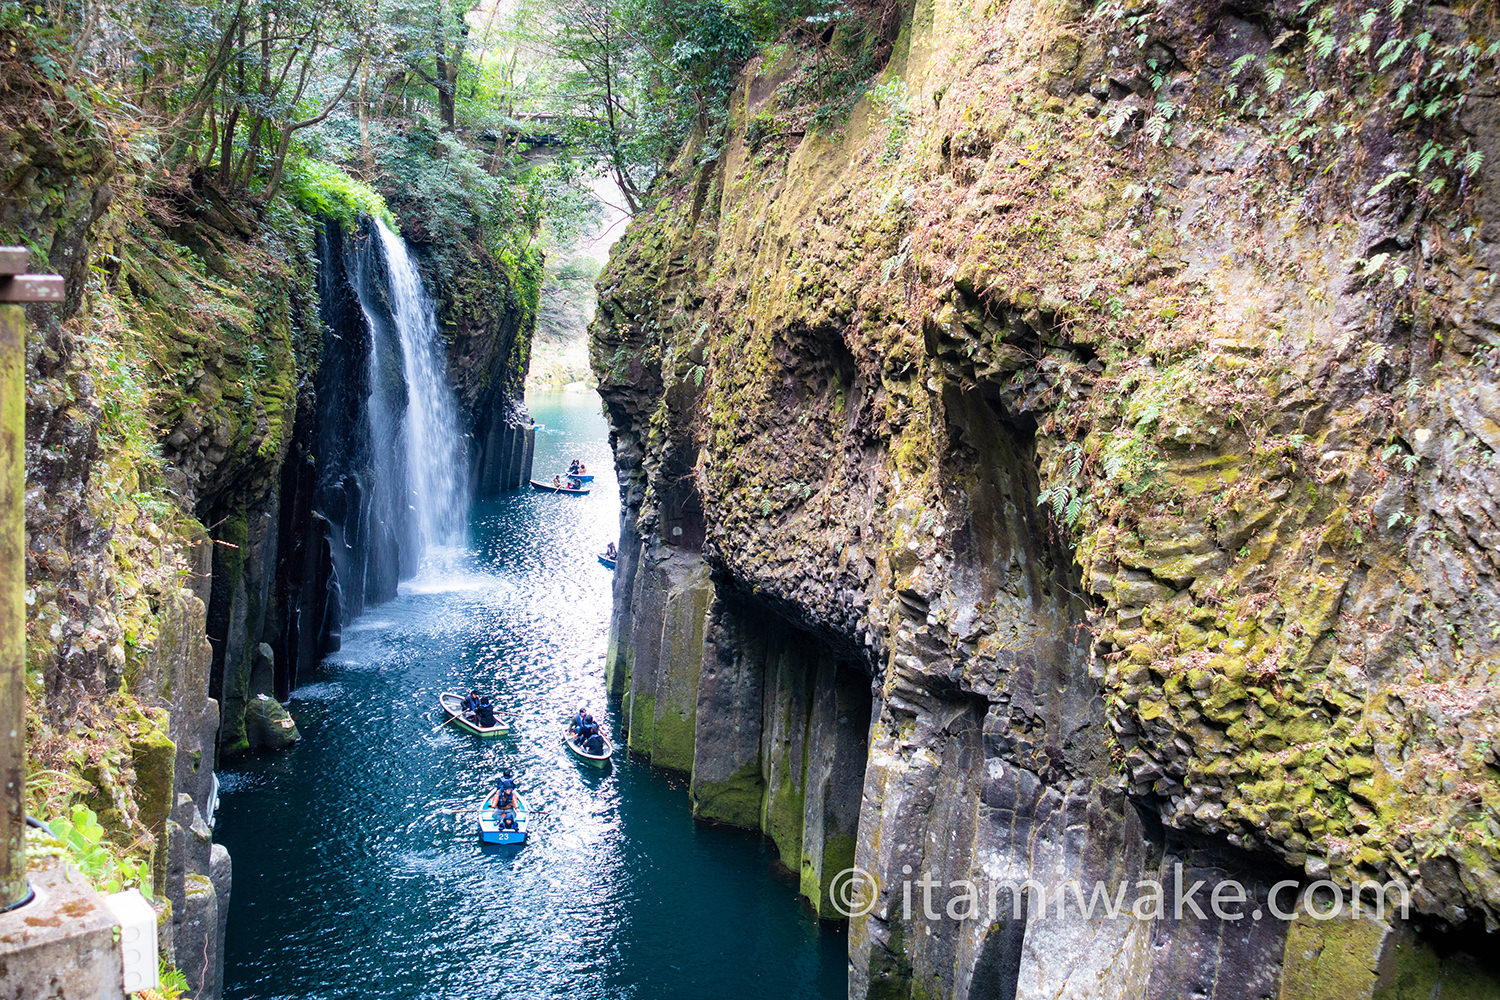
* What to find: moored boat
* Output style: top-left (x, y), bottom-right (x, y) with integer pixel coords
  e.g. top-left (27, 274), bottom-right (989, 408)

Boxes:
top-left (565, 729), bottom-right (614, 766)
top-left (438, 692), bottom-right (510, 737)
top-left (477, 792), bottom-right (528, 845)
top-left (530, 479), bottom-right (590, 495)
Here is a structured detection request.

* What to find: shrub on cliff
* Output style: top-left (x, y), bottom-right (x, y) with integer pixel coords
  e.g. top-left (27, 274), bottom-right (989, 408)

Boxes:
top-left (283, 159), bottom-right (397, 229)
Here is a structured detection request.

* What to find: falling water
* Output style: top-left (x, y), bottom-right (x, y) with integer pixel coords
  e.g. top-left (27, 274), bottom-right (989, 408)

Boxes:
top-left (372, 218), bottom-right (470, 561)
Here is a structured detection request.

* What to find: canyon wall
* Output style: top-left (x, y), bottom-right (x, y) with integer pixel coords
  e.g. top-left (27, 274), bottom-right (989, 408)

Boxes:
top-left (593, 0), bottom-right (1500, 996)
top-left (4, 24), bottom-right (537, 995)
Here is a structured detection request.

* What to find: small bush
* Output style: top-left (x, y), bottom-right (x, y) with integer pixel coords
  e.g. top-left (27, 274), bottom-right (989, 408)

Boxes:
top-left (282, 158), bottom-right (396, 228)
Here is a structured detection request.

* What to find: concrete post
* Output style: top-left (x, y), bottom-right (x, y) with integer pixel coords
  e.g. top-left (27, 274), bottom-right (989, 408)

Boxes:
top-left (0, 303), bottom-right (25, 910)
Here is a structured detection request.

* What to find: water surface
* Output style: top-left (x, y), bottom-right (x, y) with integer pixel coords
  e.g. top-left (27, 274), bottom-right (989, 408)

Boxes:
top-left (218, 389), bottom-right (847, 1000)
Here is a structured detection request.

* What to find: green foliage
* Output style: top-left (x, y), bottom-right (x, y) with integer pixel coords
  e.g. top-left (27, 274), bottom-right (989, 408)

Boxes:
top-left (870, 76), bottom-right (914, 163)
top-left (1101, 0), bottom-right (1497, 200)
top-left (130, 961), bottom-right (190, 1000)
top-left (283, 158), bottom-right (396, 227)
top-left (33, 804), bottom-right (153, 899)
top-left (546, 0), bottom-right (754, 209)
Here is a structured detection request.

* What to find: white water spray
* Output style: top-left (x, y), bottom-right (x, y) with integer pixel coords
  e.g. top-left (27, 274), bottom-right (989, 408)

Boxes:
top-left (372, 218), bottom-right (470, 560)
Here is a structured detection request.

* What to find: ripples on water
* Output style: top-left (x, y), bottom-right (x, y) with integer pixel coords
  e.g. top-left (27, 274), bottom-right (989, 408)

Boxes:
top-left (218, 390), bottom-right (846, 1000)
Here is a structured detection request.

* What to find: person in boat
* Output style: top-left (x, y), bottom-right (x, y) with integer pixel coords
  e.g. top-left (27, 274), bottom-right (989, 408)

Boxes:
top-left (577, 462), bottom-right (587, 475)
top-left (605, 541), bottom-right (618, 561)
top-left (552, 475), bottom-right (564, 489)
top-left (569, 706), bottom-right (588, 740)
top-left (498, 807), bottom-right (518, 831)
top-left (462, 689), bottom-right (483, 714)
top-left (568, 459), bottom-right (580, 475)
top-left (577, 711), bottom-right (599, 741)
top-left (585, 730), bottom-right (606, 755)
top-left (488, 770), bottom-right (518, 810)
top-left (476, 697), bottom-right (498, 728)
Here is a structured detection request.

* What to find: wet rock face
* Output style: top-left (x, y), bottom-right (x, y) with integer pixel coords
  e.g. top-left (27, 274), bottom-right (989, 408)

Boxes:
top-left (594, 0), bottom-right (1500, 993)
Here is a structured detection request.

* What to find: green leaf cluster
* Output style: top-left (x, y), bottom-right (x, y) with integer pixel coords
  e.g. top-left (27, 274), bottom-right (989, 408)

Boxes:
top-left (283, 158), bottom-right (397, 228)
top-left (34, 804), bottom-right (153, 899)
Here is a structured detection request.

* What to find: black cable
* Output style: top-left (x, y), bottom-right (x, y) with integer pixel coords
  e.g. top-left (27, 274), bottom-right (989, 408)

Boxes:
top-left (0, 885), bottom-right (34, 914)
top-left (0, 816), bottom-right (53, 913)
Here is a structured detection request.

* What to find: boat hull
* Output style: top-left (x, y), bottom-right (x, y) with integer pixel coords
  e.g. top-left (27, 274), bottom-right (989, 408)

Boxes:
top-left (478, 792), bottom-right (528, 845)
top-left (598, 555), bottom-right (617, 569)
top-left (564, 732), bottom-right (614, 766)
top-left (439, 692), bottom-right (509, 737)
top-left (530, 480), bottom-right (590, 495)
top-left (567, 474), bottom-right (595, 483)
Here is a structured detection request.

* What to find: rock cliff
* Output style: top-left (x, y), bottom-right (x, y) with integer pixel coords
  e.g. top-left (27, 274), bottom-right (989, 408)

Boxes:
top-left (4, 22), bottom-right (538, 995)
top-left (592, 0), bottom-right (1500, 995)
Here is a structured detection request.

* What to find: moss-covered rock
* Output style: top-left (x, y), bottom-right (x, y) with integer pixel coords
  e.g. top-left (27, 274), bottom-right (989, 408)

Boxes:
top-left (242, 694), bottom-right (300, 752)
top-left (592, 0), bottom-right (1500, 991)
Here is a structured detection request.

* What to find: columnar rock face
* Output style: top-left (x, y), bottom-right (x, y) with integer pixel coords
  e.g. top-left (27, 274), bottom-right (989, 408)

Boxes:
top-left (593, 0), bottom-right (1500, 995)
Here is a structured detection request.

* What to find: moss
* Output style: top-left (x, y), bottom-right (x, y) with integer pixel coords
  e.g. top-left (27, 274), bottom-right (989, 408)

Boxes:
top-left (692, 760), bottom-right (767, 829)
top-left (804, 832), bottom-right (859, 918)
top-left (762, 734), bottom-right (808, 865)
top-left (126, 708), bottom-right (176, 888)
top-left (1372, 930), bottom-right (1500, 1000)
top-left (627, 691), bottom-right (657, 756)
top-left (1279, 910), bottom-right (1388, 999)
top-left (184, 872), bottom-right (215, 901)
top-left (652, 705), bottom-right (698, 774)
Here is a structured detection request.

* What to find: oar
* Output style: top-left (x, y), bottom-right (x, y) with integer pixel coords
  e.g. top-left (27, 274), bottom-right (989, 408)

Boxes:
top-left (440, 806), bottom-right (549, 816)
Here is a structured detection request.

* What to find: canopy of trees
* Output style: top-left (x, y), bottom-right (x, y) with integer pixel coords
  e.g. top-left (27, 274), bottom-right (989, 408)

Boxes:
top-left (8, 0), bottom-right (898, 263)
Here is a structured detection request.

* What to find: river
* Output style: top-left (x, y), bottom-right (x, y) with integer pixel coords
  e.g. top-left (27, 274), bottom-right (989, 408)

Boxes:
top-left (217, 389), bottom-right (847, 1000)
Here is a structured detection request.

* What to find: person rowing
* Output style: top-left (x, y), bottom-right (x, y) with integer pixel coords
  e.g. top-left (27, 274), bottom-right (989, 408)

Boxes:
top-left (574, 711), bottom-right (599, 743)
top-left (487, 770), bottom-right (518, 810)
top-left (462, 689), bottom-right (482, 713)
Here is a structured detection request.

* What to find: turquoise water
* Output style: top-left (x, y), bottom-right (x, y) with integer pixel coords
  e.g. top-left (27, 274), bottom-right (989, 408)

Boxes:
top-left (217, 389), bottom-right (847, 1000)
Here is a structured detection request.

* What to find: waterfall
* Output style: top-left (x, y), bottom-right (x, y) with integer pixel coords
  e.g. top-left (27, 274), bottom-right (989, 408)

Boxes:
top-left (371, 218), bottom-right (470, 563)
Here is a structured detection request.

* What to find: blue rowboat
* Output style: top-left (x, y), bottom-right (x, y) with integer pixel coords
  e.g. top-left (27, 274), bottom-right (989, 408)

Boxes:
top-left (598, 554), bottom-right (616, 569)
top-left (478, 791), bottom-right (528, 845)
top-left (568, 473), bottom-right (595, 483)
